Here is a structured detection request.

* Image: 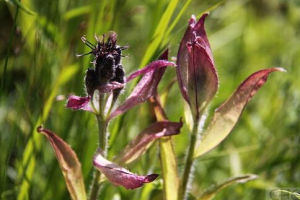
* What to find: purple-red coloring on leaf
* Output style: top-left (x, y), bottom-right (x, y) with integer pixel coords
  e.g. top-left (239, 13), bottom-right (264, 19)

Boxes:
top-left (108, 59), bottom-right (174, 120)
top-left (126, 60), bottom-right (175, 82)
top-left (116, 120), bottom-right (183, 164)
top-left (194, 67), bottom-right (285, 157)
top-left (66, 95), bottom-right (92, 112)
top-left (37, 126), bottom-right (87, 200)
top-left (93, 153), bottom-right (158, 189)
top-left (177, 13), bottom-right (218, 118)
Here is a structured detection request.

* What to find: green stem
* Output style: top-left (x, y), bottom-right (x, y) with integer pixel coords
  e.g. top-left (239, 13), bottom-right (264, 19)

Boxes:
top-left (89, 170), bottom-right (101, 200)
top-left (97, 116), bottom-right (108, 155)
top-left (89, 105), bottom-right (108, 200)
top-left (178, 116), bottom-right (200, 200)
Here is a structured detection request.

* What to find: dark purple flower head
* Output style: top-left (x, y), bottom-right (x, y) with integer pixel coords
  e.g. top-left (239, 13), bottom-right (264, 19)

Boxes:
top-left (79, 32), bottom-right (127, 98)
top-left (177, 13), bottom-right (218, 119)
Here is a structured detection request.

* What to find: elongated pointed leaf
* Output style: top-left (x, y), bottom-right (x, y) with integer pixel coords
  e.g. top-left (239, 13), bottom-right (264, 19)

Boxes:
top-left (194, 68), bottom-right (285, 158)
top-left (37, 126), bottom-right (87, 200)
top-left (126, 60), bottom-right (175, 82)
top-left (198, 174), bottom-right (258, 200)
top-left (109, 63), bottom-right (169, 120)
top-left (93, 153), bottom-right (158, 189)
top-left (116, 121), bottom-right (182, 164)
top-left (159, 138), bottom-right (179, 200)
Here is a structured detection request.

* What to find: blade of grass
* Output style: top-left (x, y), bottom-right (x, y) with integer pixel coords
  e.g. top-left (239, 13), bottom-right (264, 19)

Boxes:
top-left (196, 0), bottom-right (225, 18)
top-left (139, 0), bottom-right (179, 68)
top-left (198, 174), bottom-right (258, 200)
top-left (164, 0), bottom-right (193, 40)
top-left (2, 2), bottom-right (19, 91)
top-left (14, 0), bottom-right (37, 54)
top-left (5, 0), bottom-right (36, 15)
top-left (162, 0), bottom-right (225, 48)
top-left (63, 5), bottom-right (91, 21)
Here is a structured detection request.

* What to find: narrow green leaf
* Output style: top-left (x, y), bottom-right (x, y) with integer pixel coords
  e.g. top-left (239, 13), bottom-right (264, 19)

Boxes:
top-left (194, 68), bottom-right (285, 158)
top-left (159, 138), bottom-right (179, 200)
top-left (165, 0), bottom-right (193, 37)
top-left (198, 174), bottom-right (258, 200)
top-left (17, 65), bottom-right (78, 200)
top-left (37, 126), bottom-right (87, 200)
top-left (150, 95), bottom-right (180, 200)
top-left (162, 0), bottom-right (225, 48)
top-left (139, 0), bottom-right (178, 68)
top-left (14, 0), bottom-right (36, 53)
top-left (5, 0), bottom-right (36, 15)
top-left (196, 0), bottom-right (225, 18)
top-left (63, 5), bottom-right (91, 21)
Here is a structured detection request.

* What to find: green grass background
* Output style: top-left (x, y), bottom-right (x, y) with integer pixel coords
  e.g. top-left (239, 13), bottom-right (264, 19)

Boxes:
top-left (1, 0), bottom-right (300, 199)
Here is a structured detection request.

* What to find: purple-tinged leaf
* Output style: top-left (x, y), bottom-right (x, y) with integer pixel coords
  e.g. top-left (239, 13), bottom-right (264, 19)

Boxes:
top-left (93, 153), bottom-right (158, 189)
top-left (108, 63), bottom-right (167, 120)
top-left (194, 68), bottom-right (285, 158)
top-left (37, 126), bottom-right (87, 200)
top-left (116, 121), bottom-right (183, 164)
top-left (177, 13), bottom-right (218, 118)
top-left (126, 60), bottom-right (175, 82)
top-left (66, 95), bottom-right (93, 112)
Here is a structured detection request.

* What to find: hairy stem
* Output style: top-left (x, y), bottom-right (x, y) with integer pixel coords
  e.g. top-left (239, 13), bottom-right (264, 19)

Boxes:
top-left (89, 95), bottom-right (108, 200)
top-left (178, 116), bottom-right (200, 200)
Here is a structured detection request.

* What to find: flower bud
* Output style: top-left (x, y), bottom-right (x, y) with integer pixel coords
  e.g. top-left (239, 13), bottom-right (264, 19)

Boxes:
top-left (176, 13), bottom-right (218, 119)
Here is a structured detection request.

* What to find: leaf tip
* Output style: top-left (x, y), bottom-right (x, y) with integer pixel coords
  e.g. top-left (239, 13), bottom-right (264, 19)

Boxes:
top-left (144, 174), bottom-right (159, 182)
top-left (37, 125), bottom-right (44, 133)
top-left (275, 67), bottom-right (287, 72)
top-left (237, 174), bottom-right (259, 183)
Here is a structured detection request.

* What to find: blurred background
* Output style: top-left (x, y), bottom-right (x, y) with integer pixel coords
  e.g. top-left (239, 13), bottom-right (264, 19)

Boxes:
top-left (1, 0), bottom-right (300, 199)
